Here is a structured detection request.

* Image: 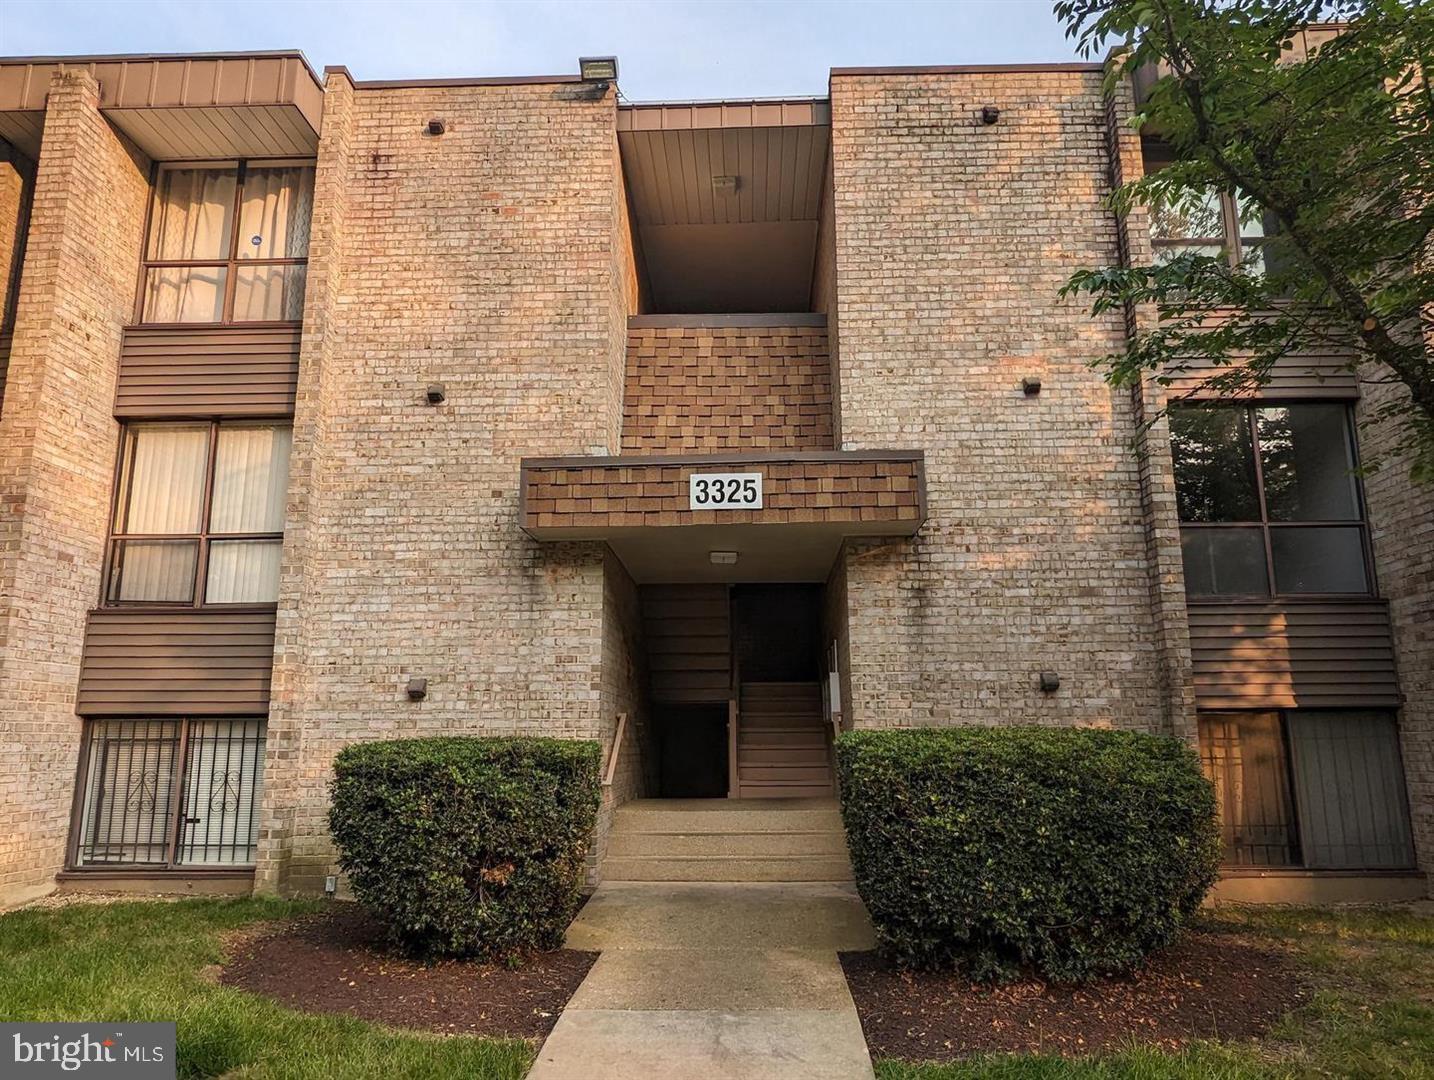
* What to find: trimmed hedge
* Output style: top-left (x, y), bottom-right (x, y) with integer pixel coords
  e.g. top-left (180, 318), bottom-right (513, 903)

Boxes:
top-left (328, 736), bottom-right (601, 962)
top-left (835, 726), bottom-right (1221, 982)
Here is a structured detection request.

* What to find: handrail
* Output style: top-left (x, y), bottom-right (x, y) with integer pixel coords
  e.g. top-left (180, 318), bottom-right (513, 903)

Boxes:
top-left (602, 712), bottom-right (628, 788)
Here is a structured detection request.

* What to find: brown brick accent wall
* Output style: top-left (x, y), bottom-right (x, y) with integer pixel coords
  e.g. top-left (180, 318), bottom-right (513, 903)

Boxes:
top-left (621, 323), bottom-right (834, 453)
top-left (257, 75), bottom-right (632, 895)
top-left (0, 69), bottom-right (151, 908)
top-left (522, 452), bottom-right (923, 534)
top-left (1359, 373), bottom-right (1434, 889)
top-left (829, 69), bottom-right (1166, 732)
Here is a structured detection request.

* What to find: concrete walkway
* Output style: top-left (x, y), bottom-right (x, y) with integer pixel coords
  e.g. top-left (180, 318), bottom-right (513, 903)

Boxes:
top-left (527, 881), bottom-right (877, 1080)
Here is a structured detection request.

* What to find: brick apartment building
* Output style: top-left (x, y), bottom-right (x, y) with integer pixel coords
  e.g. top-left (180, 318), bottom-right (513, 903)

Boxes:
top-left (0, 42), bottom-right (1428, 910)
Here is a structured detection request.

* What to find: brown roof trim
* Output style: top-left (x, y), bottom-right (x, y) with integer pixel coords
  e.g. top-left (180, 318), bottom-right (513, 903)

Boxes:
top-left (620, 96), bottom-right (829, 109)
top-left (1, 49), bottom-right (322, 87)
top-left (628, 314), bottom-right (827, 329)
top-left (347, 74), bottom-right (583, 89)
top-left (830, 62), bottom-right (1104, 76)
top-left (522, 448), bottom-right (923, 470)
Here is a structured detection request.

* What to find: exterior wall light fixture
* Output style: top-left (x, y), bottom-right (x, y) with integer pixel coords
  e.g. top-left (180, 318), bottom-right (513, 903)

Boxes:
top-left (709, 551), bottom-right (738, 565)
top-left (426, 383), bottom-right (446, 405)
top-left (1038, 671), bottom-right (1061, 693)
top-left (579, 56), bottom-right (619, 83)
top-left (981, 105), bottom-right (1001, 125)
top-left (406, 677), bottom-right (429, 701)
top-left (426, 118), bottom-right (445, 136)
top-left (1022, 377), bottom-right (1042, 396)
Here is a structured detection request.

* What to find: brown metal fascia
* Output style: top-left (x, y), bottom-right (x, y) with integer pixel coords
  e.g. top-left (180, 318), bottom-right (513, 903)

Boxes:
top-left (348, 74), bottom-right (583, 90)
top-left (0, 49), bottom-right (323, 87)
top-left (520, 448), bottom-right (925, 470)
top-left (829, 63), bottom-right (1105, 76)
top-left (627, 314), bottom-right (827, 329)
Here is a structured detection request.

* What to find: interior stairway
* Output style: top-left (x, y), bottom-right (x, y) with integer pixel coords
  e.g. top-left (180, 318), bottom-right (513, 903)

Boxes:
top-left (603, 798), bottom-right (853, 882)
top-left (736, 681), bottom-right (835, 798)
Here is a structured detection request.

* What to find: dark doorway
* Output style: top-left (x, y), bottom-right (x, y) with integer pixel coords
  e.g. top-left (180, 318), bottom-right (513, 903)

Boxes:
top-left (733, 584), bottom-right (823, 681)
top-left (655, 703), bottom-right (729, 797)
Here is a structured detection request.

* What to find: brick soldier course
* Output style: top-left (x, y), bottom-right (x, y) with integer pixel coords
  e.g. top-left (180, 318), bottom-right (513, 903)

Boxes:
top-left (0, 48), bottom-right (1428, 909)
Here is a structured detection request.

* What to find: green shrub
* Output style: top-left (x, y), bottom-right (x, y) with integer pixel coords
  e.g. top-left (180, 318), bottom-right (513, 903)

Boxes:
top-left (835, 726), bottom-right (1221, 982)
top-left (328, 736), bottom-right (601, 962)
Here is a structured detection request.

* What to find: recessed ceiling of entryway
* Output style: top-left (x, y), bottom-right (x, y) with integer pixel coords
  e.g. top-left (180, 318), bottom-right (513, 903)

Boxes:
top-left (618, 99), bottom-right (830, 313)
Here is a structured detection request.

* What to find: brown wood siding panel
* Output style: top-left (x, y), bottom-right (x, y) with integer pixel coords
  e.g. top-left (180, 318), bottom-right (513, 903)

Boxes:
top-left (642, 585), bottom-right (731, 704)
top-left (1166, 353), bottom-right (1360, 401)
top-left (1188, 601), bottom-right (1400, 709)
top-left (77, 609), bottom-right (276, 716)
top-left (116, 325), bottom-right (300, 417)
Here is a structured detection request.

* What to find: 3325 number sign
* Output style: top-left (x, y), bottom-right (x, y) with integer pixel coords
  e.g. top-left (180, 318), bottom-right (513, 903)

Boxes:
top-left (688, 472), bottom-right (763, 510)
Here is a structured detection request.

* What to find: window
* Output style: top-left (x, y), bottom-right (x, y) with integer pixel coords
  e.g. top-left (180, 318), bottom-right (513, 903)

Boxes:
top-left (1198, 711), bottom-right (1415, 870)
top-left (140, 161), bottom-right (314, 324)
top-left (1171, 404), bottom-right (1371, 598)
top-left (1144, 144), bottom-right (1286, 277)
top-left (106, 421), bottom-right (292, 606)
top-left (73, 718), bottom-right (266, 867)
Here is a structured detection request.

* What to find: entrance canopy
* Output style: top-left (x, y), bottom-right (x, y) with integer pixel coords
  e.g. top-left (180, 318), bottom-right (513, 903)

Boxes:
top-left (519, 449), bottom-right (925, 583)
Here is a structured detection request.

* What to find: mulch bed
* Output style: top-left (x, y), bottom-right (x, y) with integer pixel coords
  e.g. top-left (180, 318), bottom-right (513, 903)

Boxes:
top-left (840, 931), bottom-right (1308, 1061)
top-left (222, 905), bottom-right (596, 1039)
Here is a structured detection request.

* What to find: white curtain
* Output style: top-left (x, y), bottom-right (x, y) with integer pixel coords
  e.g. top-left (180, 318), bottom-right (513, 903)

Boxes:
top-left (232, 166), bottom-right (314, 321)
top-left (238, 166), bottom-right (313, 259)
top-left (232, 263), bottom-right (308, 321)
top-left (114, 425), bottom-right (208, 602)
top-left (211, 425), bottom-right (291, 532)
top-left (205, 425), bottom-right (292, 603)
top-left (205, 541), bottom-right (283, 604)
top-left (143, 167), bottom-right (236, 322)
top-left (177, 719), bottom-right (266, 865)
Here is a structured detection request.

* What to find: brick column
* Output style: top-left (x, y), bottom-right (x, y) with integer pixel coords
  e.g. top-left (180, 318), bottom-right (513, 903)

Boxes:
top-left (255, 68), bottom-right (356, 896)
top-left (0, 69), bottom-right (151, 908)
top-left (1103, 71), bottom-right (1198, 742)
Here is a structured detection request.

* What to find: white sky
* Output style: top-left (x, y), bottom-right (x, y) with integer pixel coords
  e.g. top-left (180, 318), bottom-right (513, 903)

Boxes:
top-left (0, 0), bottom-right (1087, 101)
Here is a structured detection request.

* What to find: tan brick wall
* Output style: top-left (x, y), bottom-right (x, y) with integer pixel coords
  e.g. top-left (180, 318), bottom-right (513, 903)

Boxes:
top-left (0, 70), bottom-right (150, 908)
top-left (257, 74), bottom-right (633, 895)
top-left (591, 549), bottom-right (652, 880)
top-left (522, 453), bottom-right (923, 533)
top-left (621, 324), bottom-right (834, 453)
top-left (1106, 76), bottom-right (1198, 740)
top-left (1358, 376), bottom-right (1434, 886)
top-left (829, 70), bottom-right (1166, 732)
top-left (812, 150), bottom-right (843, 447)
top-left (0, 143), bottom-right (35, 403)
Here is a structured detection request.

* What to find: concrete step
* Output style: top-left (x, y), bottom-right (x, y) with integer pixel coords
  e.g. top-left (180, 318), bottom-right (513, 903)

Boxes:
top-left (602, 854), bottom-right (854, 883)
top-left (615, 800), bottom-right (843, 835)
top-left (607, 829), bottom-right (850, 859)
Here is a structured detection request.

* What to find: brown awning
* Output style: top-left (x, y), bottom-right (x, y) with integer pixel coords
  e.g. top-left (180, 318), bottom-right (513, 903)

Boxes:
top-left (520, 450), bottom-right (925, 583)
top-left (0, 51), bottom-right (323, 159)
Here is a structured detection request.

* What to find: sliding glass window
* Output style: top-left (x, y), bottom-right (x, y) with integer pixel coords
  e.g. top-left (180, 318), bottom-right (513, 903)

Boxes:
top-left (106, 421), bottom-right (292, 606)
top-left (1170, 404), bottom-right (1371, 598)
top-left (73, 718), bottom-right (266, 867)
top-left (1198, 710), bottom-right (1415, 870)
top-left (140, 160), bottom-right (314, 324)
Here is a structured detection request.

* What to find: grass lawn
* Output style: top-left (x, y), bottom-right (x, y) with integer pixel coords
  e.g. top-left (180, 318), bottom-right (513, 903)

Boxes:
top-left (0, 897), bottom-right (534, 1080)
top-left (875, 905), bottom-right (1434, 1080)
